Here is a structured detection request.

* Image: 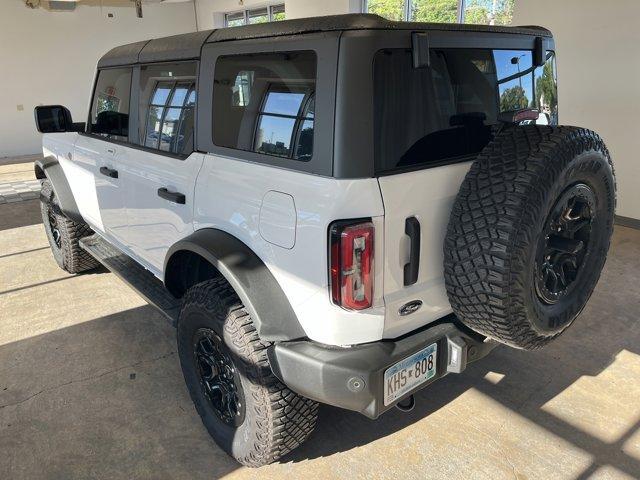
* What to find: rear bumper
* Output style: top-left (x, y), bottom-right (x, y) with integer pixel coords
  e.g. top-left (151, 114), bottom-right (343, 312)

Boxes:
top-left (268, 319), bottom-right (496, 419)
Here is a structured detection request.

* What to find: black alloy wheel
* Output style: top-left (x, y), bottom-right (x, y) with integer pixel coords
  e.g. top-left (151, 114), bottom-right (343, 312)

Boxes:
top-left (535, 183), bottom-right (595, 305)
top-left (193, 328), bottom-right (245, 427)
top-left (46, 203), bottom-right (62, 249)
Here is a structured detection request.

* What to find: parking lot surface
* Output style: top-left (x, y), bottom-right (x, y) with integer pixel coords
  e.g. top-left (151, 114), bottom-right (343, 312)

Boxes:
top-left (0, 192), bottom-right (639, 480)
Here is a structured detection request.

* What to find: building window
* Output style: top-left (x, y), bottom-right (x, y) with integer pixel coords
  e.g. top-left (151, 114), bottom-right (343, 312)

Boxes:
top-left (224, 4), bottom-right (286, 27)
top-left (364, 0), bottom-right (514, 25)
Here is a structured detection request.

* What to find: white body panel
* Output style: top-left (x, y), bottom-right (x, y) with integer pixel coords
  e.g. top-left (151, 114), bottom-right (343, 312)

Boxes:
top-left (194, 154), bottom-right (386, 346)
top-left (377, 162), bottom-right (472, 338)
top-left (117, 149), bottom-right (205, 276)
top-left (43, 133), bottom-right (469, 346)
top-left (71, 133), bottom-right (129, 243)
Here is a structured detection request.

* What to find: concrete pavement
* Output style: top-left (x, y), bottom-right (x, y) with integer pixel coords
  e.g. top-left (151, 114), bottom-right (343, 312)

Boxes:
top-left (0, 198), bottom-right (639, 479)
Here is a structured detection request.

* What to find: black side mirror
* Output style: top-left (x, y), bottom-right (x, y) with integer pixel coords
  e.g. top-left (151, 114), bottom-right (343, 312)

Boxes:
top-left (34, 105), bottom-right (84, 133)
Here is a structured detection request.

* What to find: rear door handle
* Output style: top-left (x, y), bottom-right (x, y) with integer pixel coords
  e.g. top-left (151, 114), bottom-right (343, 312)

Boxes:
top-left (404, 216), bottom-right (421, 286)
top-left (157, 187), bottom-right (185, 204)
top-left (99, 166), bottom-right (118, 179)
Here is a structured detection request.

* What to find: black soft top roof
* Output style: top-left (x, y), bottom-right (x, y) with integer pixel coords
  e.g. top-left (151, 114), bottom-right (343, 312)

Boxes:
top-left (97, 13), bottom-right (552, 68)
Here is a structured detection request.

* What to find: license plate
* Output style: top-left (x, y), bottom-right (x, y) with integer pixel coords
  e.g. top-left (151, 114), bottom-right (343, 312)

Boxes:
top-left (384, 343), bottom-right (437, 406)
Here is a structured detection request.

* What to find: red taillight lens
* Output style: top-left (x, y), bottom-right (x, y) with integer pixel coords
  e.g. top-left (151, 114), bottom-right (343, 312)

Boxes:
top-left (329, 220), bottom-right (374, 310)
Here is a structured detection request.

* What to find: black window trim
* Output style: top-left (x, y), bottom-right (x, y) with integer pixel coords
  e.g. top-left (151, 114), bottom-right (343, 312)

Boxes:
top-left (84, 60), bottom-right (200, 161)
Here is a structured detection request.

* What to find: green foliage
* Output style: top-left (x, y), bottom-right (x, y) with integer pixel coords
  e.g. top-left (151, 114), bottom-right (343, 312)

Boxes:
top-left (464, 0), bottom-right (514, 25)
top-left (367, 0), bottom-right (405, 21)
top-left (500, 85), bottom-right (528, 111)
top-left (536, 61), bottom-right (557, 112)
top-left (367, 0), bottom-right (514, 24)
top-left (411, 0), bottom-right (458, 22)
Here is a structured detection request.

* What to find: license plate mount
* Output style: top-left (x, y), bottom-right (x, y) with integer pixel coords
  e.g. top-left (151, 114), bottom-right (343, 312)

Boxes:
top-left (383, 342), bottom-right (438, 406)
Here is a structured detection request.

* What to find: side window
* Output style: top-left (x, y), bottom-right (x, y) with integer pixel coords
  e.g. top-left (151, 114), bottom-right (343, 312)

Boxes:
top-left (138, 62), bottom-right (197, 155)
top-left (213, 51), bottom-right (316, 161)
top-left (90, 68), bottom-right (132, 141)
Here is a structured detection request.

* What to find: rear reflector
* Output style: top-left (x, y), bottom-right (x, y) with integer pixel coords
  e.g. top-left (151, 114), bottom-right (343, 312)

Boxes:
top-left (329, 220), bottom-right (374, 310)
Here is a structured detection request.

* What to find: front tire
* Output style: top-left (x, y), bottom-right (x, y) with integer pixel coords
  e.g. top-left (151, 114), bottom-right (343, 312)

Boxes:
top-left (40, 179), bottom-right (98, 274)
top-left (177, 278), bottom-right (318, 467)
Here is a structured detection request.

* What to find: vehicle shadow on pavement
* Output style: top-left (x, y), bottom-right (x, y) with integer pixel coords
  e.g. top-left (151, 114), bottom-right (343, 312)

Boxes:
top-left (0, 305), bottom-right (240, 480)
top-left (285, 226), bottom-right (640, 479)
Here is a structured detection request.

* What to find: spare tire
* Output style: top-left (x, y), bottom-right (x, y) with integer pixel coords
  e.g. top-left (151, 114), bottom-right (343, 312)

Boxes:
top-left (444, 125), bottom-right (615, 350)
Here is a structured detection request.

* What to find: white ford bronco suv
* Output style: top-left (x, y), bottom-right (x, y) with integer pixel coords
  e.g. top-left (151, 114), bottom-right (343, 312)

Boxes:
top-left (33, 14), bottom-right (615, 467)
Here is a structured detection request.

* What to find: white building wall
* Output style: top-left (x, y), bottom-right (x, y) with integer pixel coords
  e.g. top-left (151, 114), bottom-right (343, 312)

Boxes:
top-left (0, 0), bottom-right (196, 158)
top-left (514, 0), bottom-right (640, 220)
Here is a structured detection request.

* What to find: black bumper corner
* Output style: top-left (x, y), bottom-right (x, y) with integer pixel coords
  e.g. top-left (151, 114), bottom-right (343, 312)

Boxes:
top-left (267, 321), bottom-right (496, 419)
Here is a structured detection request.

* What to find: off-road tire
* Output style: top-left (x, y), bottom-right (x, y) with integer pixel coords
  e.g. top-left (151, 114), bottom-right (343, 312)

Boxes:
top-left (444, 126), bottom-right (616, 350)
top-left (40, 179), bottom-right (98, 274)
top-left (177, 278), bottom-right (318, 467)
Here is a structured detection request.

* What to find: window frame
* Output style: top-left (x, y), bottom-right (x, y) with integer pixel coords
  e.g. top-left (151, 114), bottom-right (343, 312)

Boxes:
top-left (197, 33), bottom-right (338, 177)
top-left (224, 3), bottom-right (286, 27)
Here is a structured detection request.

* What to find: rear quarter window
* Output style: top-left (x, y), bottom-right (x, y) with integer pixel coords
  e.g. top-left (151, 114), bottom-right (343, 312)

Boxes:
top-left (212, 51), bottom-right (316, 162)
top-left (373, 47), bottom-right (558, 174)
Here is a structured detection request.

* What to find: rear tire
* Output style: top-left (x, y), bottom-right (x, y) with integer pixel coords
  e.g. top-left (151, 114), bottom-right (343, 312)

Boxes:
top-left (177, 278), bottom-right (318, 467)
top-left (444, 126), bottom-right (615, 350)
top-left (40, 179), bottom-right (98, 274)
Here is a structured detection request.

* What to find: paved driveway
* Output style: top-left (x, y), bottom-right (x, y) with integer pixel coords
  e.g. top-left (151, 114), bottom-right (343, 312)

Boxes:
top-left (0, 195), bottom-right (639, 479)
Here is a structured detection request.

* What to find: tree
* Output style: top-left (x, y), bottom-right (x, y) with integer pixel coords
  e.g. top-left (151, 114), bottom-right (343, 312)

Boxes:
top-left (500, 85), bottom-right (528, 111)
top-left (411, 0), bottom-right (458, 23)
top-left (367, 0), bottom-right (406, 21)
top-left (366, 0), bottom-right (514, 25)
top-left (536, 61), bottom-right (557, 113)
top-left (464, 0), bottom-right (514, 25)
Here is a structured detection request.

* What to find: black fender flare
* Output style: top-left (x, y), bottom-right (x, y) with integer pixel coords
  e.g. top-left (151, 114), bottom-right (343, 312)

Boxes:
top-left (34, 156), bottom-right (83, 223)
top-left (164, 228), bottom-right (307, 342)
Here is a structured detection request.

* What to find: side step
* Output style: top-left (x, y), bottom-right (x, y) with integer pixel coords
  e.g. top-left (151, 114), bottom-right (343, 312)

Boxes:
top-left (79, 234), bottom-right (181, 325)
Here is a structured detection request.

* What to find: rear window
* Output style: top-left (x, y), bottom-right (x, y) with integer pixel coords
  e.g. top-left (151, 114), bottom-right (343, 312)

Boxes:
top-left (213, 51), bottom-right (316, 161)
top-left (373, 48), bottom-right (558, 173)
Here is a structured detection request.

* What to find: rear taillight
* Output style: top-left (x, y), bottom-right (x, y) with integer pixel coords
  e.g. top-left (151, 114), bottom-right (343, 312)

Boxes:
top-left (329, 220), bottom-right (374, 310)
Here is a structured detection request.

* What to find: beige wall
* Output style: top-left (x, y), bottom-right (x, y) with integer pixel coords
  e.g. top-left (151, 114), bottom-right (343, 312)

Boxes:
top-left (0, 0), bottom-right (196, 158)
top-left (514, 0), bottom-right (640, 219)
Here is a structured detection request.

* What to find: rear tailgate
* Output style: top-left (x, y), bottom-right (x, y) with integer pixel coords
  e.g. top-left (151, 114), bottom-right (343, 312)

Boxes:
top-left (378, 161), bottom-right (472, 338)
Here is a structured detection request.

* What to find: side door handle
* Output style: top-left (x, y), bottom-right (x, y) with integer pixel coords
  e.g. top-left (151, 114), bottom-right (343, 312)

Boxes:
top-left (157, 187), bottom-right (185, 204)
top-left (403, 216), bottom-right (421, 286)
top-left (99, 166), bottom-right (118, 179)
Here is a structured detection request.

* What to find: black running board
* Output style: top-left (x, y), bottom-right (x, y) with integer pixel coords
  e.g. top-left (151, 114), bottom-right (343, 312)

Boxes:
top-left (79, 234), bottom-right (180, 325)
